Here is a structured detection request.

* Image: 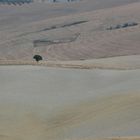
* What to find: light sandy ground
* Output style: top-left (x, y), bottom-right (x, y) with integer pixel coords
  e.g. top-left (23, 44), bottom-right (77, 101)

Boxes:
top-left (0, 66), bottom-right (140, 140)
top-left (108, 138), bottom-right (140, 140)
top-left (0, 1), bottom-right (140, 61)
top-left (1, 1), bottom-right (140, 140)
top-left (45, 55), bottom-right (140, 70)
top-left (0, 55), bottom-right (140, 70)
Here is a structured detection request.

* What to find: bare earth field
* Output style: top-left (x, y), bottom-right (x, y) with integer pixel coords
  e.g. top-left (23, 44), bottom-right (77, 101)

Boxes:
top-left (0, 0), bottom-right (140, 61)
top-left (0, 66), bottom-right (140, 140)
top-left (1, 0), bottom-right (140, 140)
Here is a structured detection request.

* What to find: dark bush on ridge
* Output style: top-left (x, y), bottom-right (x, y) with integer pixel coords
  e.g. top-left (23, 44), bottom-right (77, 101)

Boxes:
top-left (33, 55), bottom-right (43, 62)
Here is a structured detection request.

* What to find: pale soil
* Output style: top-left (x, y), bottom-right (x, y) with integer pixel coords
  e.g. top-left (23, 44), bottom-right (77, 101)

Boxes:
top-left (1, 1), bottom-right (140, 140)
top-left (0, 1), bottom-right (140, 61)
top-left (44, 55), bottom-right (140, 70)
top-left (0, 55), bottom-right (140, 70)
top-left (109, 138), bottom-right (140, 140)
top-left (0, 66), bottom-right (140, 140)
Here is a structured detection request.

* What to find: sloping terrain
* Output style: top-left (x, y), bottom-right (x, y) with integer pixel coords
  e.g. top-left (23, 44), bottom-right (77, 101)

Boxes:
top-left (0, 1), bottom-right (140, 61)
top-left (1, 1), bottom-right (140, 140)
top-left (0, 66), bottom-right (140, 140)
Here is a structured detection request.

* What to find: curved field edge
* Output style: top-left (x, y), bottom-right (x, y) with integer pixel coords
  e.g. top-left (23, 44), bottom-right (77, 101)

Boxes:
top-left (0, 55), bottom-right (140, 70)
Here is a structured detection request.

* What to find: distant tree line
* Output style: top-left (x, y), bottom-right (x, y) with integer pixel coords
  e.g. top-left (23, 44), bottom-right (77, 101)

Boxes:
top-left (0, 0), bottom-right (78, 4)
top-left (52, 0), bottom-right (76, 2)
top-left (0, 0), bottom-right (33, 5)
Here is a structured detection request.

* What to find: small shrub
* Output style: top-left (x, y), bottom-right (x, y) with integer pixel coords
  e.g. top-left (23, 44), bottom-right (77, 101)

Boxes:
top-left (33, 55), bottom-right (43, 62)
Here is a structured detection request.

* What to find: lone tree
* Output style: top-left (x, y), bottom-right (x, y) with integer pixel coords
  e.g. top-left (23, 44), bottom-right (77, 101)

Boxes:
top-left (33, 55), bottom-right (43, 62)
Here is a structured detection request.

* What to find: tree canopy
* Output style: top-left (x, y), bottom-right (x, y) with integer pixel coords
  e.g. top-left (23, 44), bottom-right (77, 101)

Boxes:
top-left (33, 55), bottom-right (43, 62)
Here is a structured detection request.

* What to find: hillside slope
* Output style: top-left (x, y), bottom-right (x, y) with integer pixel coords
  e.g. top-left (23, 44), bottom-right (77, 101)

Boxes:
top-left (0, 66), bottom-right (140, 140)
top-left (0, 1), bottom-right (140, 61)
